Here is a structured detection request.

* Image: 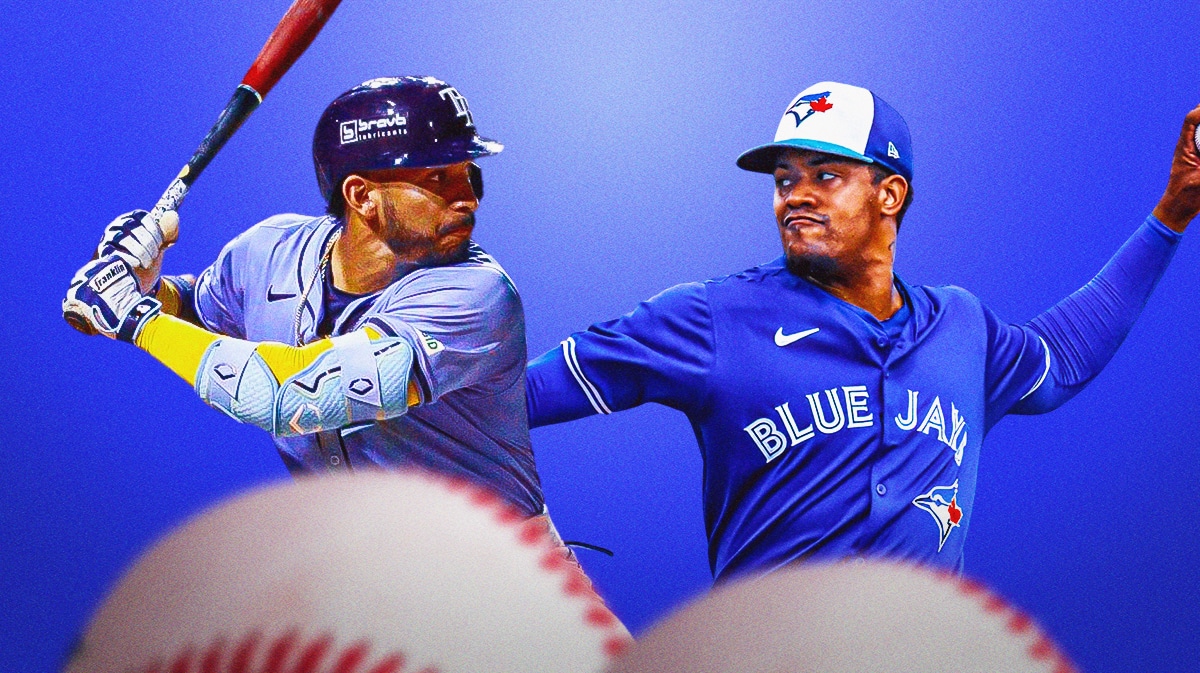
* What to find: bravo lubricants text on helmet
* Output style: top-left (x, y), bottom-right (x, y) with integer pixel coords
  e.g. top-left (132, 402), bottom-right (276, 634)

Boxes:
top-left (339, 106), bottom-right (408, 145)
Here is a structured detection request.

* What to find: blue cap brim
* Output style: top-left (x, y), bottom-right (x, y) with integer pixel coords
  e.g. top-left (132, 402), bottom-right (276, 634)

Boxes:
top-left (736, 139), bottom-right (875, 173)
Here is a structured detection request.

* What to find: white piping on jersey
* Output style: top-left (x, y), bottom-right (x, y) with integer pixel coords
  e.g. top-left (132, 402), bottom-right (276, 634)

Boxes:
top-left (1019, 336), bottom-right (1052, 401)
top-left (561, 337), bottom-right (612, 415)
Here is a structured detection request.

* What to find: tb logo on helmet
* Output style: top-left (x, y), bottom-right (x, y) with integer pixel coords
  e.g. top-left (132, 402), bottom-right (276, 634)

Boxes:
top-left (438, 87), bottom-right (475, 127)
top-left (786, 91), bottom-right (834, 127)
top-left (312, 76), bottom-right (504, 206)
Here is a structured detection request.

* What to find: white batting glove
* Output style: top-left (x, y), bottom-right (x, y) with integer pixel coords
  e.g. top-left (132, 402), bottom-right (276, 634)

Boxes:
top-left (63, 254), bottom-right (162, 342)
top-left (96, 208), bottom-right (177, 263)
top-left (96, 209), bottom-right (179, 293)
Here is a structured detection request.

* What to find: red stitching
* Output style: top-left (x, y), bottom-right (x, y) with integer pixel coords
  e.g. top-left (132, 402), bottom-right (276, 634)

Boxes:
top-left (132, 471), bottom-right (631, 673)
top-left (426, 472), bottom-right (632, 655)
top-left (363, 653), bottom-right (406, 673)
top-left (1006, 612), bottom-right (1033, 634)
top-left (586, 605), bottom-right (618, 627)
top-left (1028, 635), bottom-right (1055, 660)
top-left (467, 487), bottom-right (500, 508)
top-left (563, 568), bottom-right (591, 596)
top-left (200, 637), bottom-right (225, 673)
top-left (1052, 658), bottom-right (1079, 673)
top-left (150, 633), bottom-right (416, 673)
top-left (169, 646), bottom-right (194, 673)
top-left (228, 631), bottom-right (261, 673)
top-left (292, 634), bottom-right (333, 673)
top-left (540, 549), bottom-right (570, 572)
top-left (328, 641), bottom-right (370, 673)
top-left (982, 594), bottom-right (1008, 613)
top-left (956, 577), bottom-right (986, 595)
top-left (443, 476), bottom-right (469, 492)
top-left (604, 636), bottom-right (631, 658)
top-left (428, 472), bottom-right (633, 653)
top-left (264, 629), bottom-right (298, 673)
top-left (493, 504), bottom-right (524, 525)
top-left (517, 519), bottom-right (548, 546)
top-left (932, 565), bottom-right (1077, 672)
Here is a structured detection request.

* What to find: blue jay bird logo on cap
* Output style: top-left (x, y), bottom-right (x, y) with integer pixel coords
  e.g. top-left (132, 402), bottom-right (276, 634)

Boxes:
top-left (786, 91), bottom-right (834, 127)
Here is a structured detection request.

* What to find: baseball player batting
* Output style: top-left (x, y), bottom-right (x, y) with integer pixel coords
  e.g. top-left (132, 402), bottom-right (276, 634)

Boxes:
top-left (63, 77), bottom-right (551, 526)
top-left (526, 81), bottom-right (1200, 582)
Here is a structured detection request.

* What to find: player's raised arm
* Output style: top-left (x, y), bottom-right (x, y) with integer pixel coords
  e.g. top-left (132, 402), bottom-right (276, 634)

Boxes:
top-left (986, 105), bottom-right (1199, 422)
top-left (1151, 103), bottom-right (1200, 232)
top-left (63, 76), bottom-right (554, 527)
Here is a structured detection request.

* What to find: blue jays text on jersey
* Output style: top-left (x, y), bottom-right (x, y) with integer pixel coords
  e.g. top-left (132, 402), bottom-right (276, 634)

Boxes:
top-left (526, 216), bottom-right (1182, 581)
top-left (192, 213), bottom-right (544, 517)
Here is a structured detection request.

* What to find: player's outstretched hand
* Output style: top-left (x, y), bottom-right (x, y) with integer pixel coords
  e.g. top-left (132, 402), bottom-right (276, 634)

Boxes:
top-left (1152, 104), bottom-right (1200, 233)
top-left (63, 254), bottom-right (162, 343)
top-left (96, 210), bottom-right (179, 293)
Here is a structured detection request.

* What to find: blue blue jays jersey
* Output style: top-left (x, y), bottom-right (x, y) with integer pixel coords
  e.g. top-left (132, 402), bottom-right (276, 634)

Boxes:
top-left (532, 263), bottom-right (1050, 579)
top-left (194, 214), bottom-right (544, 517)
top-left (528, 216), bottom-right (1182, 581)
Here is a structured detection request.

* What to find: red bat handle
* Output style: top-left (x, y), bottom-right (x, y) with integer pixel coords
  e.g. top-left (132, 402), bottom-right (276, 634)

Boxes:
top-left (241, 0), bottom-right (343, 97)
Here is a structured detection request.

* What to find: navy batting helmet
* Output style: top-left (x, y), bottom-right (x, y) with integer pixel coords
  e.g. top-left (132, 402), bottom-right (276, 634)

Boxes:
top-left (313, 76), bottom-right (503, 207)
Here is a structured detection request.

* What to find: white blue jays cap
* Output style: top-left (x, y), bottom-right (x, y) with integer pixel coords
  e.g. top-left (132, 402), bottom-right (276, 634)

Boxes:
top-left (737, 82), bottom-right (913, 183)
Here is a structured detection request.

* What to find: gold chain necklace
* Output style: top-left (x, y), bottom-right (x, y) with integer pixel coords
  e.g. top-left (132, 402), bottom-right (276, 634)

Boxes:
top-left (292, 224), bottom-right (342, 345)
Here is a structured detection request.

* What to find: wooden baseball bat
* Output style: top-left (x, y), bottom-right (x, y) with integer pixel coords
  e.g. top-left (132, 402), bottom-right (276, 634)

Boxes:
top-left (65, 0), bottom-right (343, 334)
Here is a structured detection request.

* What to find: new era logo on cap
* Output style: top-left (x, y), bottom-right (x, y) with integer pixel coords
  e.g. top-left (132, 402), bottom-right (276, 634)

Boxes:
top-left (737, 81), bottom-right (912, 183)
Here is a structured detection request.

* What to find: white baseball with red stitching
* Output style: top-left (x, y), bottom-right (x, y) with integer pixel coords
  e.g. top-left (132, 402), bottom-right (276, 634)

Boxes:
top-left (66, 470), bottom-right (631, 673)
top-left (606, 561), bottom-right (1076, 673)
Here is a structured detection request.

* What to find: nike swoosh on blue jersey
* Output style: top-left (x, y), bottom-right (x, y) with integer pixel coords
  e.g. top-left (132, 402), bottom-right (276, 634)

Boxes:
top-left (774, 327), bottom-right (820, 346)
top-left (267, 286), bottom-right (298, 302)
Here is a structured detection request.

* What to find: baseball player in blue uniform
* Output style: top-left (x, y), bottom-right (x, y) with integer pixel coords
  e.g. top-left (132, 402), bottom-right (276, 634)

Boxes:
top-left (63, 76), bottom-right (546, 519)
top-left (526, 82), bottom-right (1200, 582)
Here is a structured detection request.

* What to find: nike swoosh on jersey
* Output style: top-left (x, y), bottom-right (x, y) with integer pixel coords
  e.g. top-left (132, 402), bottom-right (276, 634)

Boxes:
top-left (267, 286), bottom-right (298, 302)
top-left (774, 327), bottom-right (820, 347)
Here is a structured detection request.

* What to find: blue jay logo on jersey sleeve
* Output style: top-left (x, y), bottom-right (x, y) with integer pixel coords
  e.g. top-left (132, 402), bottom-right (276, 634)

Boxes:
top-left (912, 480), bottom-right (964, 552)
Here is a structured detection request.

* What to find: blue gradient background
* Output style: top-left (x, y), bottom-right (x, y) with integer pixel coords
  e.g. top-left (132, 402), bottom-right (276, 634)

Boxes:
top-left (2, 1), bottom-right (1199, 671)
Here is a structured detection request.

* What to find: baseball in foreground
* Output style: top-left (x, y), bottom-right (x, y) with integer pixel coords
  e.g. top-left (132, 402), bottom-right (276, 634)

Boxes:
top-left (606, 562), bottom-right (1076, 673)
top-left (1193, 124), bottom-right (1200, 155)
top-left (66, 470), bottom-right (630, 673)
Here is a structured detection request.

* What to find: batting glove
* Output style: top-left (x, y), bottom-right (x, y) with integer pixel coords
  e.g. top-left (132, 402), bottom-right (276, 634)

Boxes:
top-left (63, 254), bottom-right (162, 343)
top-left (97, 210), bottom-right (167, 268)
